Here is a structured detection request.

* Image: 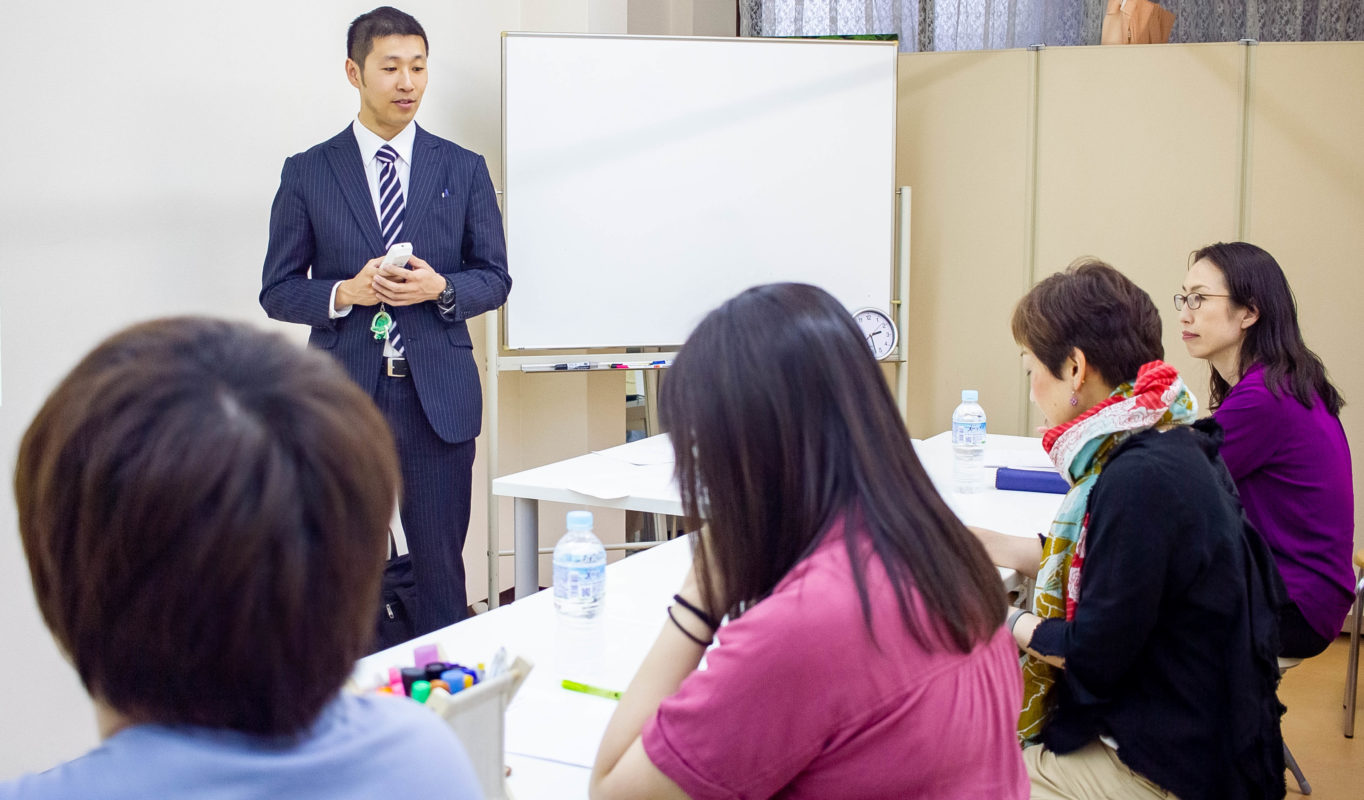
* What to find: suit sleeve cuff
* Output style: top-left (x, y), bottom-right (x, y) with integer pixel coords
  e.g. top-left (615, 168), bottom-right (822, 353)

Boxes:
top-left (329, 282), bottom-right (353, 319)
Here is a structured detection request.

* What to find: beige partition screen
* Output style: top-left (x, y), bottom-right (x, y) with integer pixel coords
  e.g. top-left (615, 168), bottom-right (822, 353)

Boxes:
top-left (896, 49), bottom-right (1033, 438)
top-left (1244, 42), bottom-right (1364, 556)
top-left (1033, 43), bottom-right (1245, 430)
top-left (898, 41), bottom-right (1364, 553)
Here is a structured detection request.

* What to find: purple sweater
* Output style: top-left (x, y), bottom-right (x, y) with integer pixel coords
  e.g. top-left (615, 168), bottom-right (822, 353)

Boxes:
top-left (1214, 363), bottom-right (1356, 641)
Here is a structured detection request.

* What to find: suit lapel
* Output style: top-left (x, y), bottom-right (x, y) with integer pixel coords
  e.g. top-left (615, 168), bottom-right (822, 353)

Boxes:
top-left (405, 124), bottom-right (441, 238)
top-left (323, 127), bottom-right (385, 254)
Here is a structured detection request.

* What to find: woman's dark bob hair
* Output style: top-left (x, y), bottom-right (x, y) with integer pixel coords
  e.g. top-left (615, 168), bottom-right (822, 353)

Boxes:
top-left (660, 283), bottom-right (1005, 652)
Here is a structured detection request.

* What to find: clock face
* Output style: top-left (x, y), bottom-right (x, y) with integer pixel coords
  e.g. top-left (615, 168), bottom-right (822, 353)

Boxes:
top-left (853, 307), bottom-right (897, 361)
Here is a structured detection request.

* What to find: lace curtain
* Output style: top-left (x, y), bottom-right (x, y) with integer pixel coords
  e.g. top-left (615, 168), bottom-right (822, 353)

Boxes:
top-left (738, 1), bottom-right (1364, 52)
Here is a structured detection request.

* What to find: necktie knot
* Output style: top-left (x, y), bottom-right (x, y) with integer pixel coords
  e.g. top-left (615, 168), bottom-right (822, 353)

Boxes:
top-left (376, 145), bottom-right (399, 166)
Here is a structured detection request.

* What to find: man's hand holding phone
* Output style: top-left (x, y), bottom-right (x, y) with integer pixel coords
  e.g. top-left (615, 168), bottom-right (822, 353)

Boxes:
top-left (372, 243), bottom-right (445, 305)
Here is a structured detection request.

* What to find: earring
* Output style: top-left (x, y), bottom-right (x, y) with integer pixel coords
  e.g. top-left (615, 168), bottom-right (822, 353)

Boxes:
top-left (1069, 392), bottom-right (1079, 407)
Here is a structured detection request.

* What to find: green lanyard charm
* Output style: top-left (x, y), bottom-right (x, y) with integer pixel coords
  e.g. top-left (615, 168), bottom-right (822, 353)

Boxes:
top-left (370, 308), bottom-right (393, 341)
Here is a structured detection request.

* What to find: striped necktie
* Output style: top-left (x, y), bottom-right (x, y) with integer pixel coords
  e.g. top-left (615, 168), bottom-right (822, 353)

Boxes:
top-left (375, 144), bottom-right (405, 355)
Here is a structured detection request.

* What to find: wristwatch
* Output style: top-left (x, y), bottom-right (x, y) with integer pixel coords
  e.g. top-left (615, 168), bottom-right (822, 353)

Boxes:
top-left (437, 276), bottom-right (456, 308)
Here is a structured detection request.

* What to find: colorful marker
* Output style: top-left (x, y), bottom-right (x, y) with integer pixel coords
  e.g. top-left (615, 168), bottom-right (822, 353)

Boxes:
top-left (562, 679), bottom-right (622, 701)
top-left (413, 644), bottom-right (442, 669)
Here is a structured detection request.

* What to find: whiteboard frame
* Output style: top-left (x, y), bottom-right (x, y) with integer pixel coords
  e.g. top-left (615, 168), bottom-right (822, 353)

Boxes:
top-left (498, 31), bottom-right (898, 350)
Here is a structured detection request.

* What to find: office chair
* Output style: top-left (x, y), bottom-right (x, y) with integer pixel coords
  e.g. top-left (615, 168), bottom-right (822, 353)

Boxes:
top-left (1278, 657), bottom-right (1311, 795)
top-left (1344, 548), bottom-right (1364, 738)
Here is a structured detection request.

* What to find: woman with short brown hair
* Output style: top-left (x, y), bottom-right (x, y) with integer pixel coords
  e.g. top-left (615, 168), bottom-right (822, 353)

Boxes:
top-left (975, 259), bottom-right (1286, 800)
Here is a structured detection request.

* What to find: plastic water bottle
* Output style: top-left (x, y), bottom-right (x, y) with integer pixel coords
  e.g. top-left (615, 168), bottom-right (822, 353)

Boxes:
top-left (952, 389), bottom-right (988, 493)
top-left (553, 510), bottom-right (605, 619)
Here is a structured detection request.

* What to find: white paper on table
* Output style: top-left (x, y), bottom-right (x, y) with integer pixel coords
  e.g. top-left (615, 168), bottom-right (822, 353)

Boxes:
top-left (593, 435), bottom-right (675, 466)
top-left (563, 473), bottom-right (633, 500)
top-left (505, 688), bottom-right (618, 768)
top-left (984, 448), bottom-right (1054, 471)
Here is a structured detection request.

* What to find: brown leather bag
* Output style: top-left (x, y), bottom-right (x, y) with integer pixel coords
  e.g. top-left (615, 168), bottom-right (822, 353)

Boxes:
top-left (1102, 0), bottom-right (1175, 44)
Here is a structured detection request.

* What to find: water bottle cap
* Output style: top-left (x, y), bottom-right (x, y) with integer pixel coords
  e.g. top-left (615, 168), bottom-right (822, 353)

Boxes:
top-left (961, 389), bottom-right (978, 403)
top-left (566, 510), bottom-right (594, 530)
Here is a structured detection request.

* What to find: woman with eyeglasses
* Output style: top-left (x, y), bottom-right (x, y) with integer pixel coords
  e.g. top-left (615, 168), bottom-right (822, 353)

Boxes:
top-left (1179, 241), bottom-right (1355, 659)
top-left (973, 259), bottom-right (1286, 800)
top-left (589, 283), bottom-right (1028, 800)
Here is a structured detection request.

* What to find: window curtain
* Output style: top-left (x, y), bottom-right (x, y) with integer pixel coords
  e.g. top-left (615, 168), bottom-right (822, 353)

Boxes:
top-left (738, 1), bottom-right (1364, 52)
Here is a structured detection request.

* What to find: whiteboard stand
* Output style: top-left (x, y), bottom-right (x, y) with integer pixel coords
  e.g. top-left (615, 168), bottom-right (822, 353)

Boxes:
top-left (485, 308), bottom-right (502, 609)
top-left (895, 186), bottom-right (912, 424)
top-left (642, 364), bottom-right (667, 544)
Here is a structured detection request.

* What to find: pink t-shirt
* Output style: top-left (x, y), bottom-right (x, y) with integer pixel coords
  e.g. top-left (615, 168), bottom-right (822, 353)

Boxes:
top-left (642, 523), bottom-right (1027, 800)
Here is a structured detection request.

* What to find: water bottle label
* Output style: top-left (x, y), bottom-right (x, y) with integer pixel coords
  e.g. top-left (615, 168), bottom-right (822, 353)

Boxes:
top-left (554, 562), bottom-right (605, 600)
top-left (952, 421), bottom-right (986, 446)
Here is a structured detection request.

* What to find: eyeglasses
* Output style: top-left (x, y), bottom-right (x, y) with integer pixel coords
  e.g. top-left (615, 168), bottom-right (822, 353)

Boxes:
top-left (1173, 292), bottom-right (1230, 311)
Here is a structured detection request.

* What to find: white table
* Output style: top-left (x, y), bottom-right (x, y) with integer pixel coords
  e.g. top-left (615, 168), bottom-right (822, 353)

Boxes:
top-left (492, 432), bottom-right (1064, 597)
top-left (356, 533), bottom-right (693, 800)
top-left (492, 435), bottom-right (681, 599)
top-left (387, 431), bottom-right (1066, 798)
top-left (914, 432), bottom-right (1067, 567)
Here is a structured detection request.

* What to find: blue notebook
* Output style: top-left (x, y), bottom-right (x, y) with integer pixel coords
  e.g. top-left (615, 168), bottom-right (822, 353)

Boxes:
top-left (995, 467), bottom-right (1069, 495)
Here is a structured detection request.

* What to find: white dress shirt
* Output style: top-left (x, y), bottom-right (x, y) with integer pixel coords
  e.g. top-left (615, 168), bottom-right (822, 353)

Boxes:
top-left (329, 120), bottom-right (417, 357)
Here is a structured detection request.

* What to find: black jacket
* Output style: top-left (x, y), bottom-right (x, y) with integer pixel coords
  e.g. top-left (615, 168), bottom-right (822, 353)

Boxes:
top-left (1030, 422), bottom-right (1287, 800)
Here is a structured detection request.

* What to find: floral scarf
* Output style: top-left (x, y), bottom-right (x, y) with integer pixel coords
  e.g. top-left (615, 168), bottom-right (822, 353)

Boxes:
top-left (1016, 360), bottom-right (1197, 744)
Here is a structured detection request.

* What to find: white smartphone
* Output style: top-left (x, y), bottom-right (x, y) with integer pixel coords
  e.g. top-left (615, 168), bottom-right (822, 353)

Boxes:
top-left (381, 242), bottom-right (413, 269)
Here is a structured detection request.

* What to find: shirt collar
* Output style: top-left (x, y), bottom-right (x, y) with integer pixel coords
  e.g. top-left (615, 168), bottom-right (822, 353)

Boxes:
top-left (351, 119), bottom-right (416, 166)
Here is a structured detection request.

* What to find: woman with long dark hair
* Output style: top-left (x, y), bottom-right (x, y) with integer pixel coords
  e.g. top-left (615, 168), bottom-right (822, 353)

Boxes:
top-left (589, 283), bottom-right (1027, 799)
top-left (1179, 242), bottom-right (1354, 658)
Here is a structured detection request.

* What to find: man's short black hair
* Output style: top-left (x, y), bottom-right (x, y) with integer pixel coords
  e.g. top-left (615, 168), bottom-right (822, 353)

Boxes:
top-left (347, 6), bottom-right (428, 69)
top-left (15, 318), bottom-right (400, 736)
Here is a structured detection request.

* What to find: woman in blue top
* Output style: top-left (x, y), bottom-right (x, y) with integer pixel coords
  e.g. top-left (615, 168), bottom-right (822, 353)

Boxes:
top-left (3, 319), bottom-right (479, 800)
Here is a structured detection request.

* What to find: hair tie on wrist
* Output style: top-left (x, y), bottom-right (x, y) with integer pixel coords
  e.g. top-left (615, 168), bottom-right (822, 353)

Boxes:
top-left (1007, 607), bottom-right (1029, 636)
top-left (672, 593), bottom-right (719, 629)
top-left (667, 606), bottom-right (713, 647)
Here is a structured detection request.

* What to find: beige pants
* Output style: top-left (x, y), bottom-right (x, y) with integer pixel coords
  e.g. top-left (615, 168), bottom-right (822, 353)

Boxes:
top-left (1024, 740), bottom-right (1177, 799)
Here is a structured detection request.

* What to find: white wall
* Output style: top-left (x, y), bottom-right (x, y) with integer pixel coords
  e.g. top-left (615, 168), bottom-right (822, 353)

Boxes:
top-left (0, 0), bottom-right (655, 779)
top-left (0, 0), bottom-right (739, 778)
top-left (629, 0), bottom-right (737, 35)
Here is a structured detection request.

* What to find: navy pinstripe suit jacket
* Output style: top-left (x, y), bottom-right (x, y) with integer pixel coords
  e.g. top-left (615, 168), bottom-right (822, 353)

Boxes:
top-left (261, 124), bottom-right (510, 444)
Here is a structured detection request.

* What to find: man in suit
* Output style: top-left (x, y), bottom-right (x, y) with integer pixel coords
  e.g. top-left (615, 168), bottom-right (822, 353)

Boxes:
top-left (261, 6), bottom-right (510, 634)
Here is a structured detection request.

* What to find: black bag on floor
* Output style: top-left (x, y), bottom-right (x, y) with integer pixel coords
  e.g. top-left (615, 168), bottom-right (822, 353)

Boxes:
top-left (370, 532), bottom-right (418, 654)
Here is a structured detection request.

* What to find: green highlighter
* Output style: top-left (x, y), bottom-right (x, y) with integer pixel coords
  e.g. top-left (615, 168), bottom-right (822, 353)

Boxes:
top-left (561, 679), bottom-right (622, 701)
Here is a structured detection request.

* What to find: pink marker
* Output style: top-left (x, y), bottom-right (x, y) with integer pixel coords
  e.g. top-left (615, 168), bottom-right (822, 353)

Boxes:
top-left (413, 643), bottom-right (442, 669)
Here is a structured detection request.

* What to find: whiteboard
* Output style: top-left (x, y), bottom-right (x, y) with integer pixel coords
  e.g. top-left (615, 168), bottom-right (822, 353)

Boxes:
top-left (502, 33), bottom-right (897, 349)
